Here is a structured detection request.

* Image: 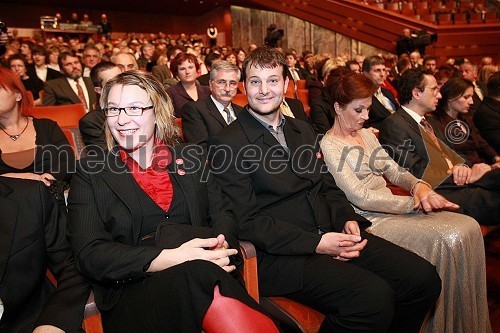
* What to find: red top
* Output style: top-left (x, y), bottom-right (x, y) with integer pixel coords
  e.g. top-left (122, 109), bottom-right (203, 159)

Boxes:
top-left (120, 144), bottom-right (174, 211)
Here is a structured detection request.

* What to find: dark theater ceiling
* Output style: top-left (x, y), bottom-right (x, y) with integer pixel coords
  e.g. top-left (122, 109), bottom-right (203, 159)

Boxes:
top-left (5, 0), bottom-right (266, 16)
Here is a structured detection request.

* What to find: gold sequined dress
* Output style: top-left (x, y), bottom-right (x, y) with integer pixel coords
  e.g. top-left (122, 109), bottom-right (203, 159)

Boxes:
top-left (320, 128), bottom-right (491, 333)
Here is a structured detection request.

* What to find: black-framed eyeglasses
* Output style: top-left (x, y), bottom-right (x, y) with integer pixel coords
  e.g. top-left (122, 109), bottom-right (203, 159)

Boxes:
top-left (103, 106), bottom-right (154, 117)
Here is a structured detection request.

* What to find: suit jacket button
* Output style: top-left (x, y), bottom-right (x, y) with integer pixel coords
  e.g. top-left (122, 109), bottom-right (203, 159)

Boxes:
top-left (165, 213), bottom-right (170, 219)
top-left (306, 190), bottom-right (311, 195)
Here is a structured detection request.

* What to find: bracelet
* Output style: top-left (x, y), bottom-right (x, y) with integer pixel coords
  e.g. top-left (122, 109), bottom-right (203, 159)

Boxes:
top-left (410, 180), bottom-right (432, 196)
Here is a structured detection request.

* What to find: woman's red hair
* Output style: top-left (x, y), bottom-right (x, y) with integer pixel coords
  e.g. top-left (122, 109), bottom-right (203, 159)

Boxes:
top-left (0, 67), bottom-right (33, 114)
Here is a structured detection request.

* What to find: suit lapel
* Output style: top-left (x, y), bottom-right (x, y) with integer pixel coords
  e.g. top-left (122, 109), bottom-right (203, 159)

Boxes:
top-left (0, 180), bottom-right (18, 282)
top-left (239, 109), bottom-right (283, 149)
top-left (60, 78), bottom-right (81, 104)
top-left (100, 153), bottom-right (144, 243)
top-left (83, 77), bottom-right (96, 107)
top-left (206, 98), bottom-right (227, 127)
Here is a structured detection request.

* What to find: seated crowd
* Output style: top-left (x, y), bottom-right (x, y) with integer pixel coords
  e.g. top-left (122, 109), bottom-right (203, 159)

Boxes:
top-left (0, 28), bottom-right (498, 333)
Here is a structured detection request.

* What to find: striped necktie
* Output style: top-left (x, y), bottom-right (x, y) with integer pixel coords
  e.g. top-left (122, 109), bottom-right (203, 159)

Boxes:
top-left (223, 107), bottom-right (234, 124)
top-left (75, 79), bottom-right (88, 110)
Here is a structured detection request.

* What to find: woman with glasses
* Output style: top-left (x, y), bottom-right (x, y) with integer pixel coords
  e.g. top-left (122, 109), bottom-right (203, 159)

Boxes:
top-left (166, 52), bottom-right (210, 118)
top-left (67, 71), bottom-right (278, 333)
top-left (319, 67), bottom-right (490, 333)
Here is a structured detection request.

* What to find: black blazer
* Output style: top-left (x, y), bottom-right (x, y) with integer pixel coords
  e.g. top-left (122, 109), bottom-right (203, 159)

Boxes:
top-left (78, 109), bottom-right (107, 154)
top-left (166, 82), bottom-right (211, 118)
top-left (182, 96), bottom-right (243, 149)
top-left (285, 97), bottom-right (310, 123)
top-left (378, 107), bottom-right (464, 188)
top-left (67, 145), bottom-right (238, 311)
top-left (209, 110), bottom-right (369, 296)
top-left (309, 89), bottom-right (334, 135)
top-left (474, 96), bottom-right (500, 154)
top-left (0, 177), bottom-right (89, 333)
top-left (27, 65), bottom-right (63, 82)
top-left (365, 88), bottom-right (399, 130)
top-left (42, 76), bottom-right (97, 107)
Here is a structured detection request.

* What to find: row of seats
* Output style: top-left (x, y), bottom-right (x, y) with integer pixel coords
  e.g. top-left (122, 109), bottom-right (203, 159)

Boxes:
top-left (369, 1), bottom-right (498, 23)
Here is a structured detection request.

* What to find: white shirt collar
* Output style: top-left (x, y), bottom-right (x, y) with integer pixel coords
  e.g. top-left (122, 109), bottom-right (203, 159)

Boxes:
top-left (401, 105), bottom-right (426, 125)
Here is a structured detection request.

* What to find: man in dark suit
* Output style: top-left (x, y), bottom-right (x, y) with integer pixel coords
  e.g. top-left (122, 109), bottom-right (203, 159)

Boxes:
top-left (362, 55), bottom-right (399, 129)
top-left (43, 52), bottom-right (97, 111)
top-left (379, 68), bottom-right (500, 225)
top-left (197, 52), bottom-right (222, 86)
top-left (182, 61), bottom-right (243, 150)
top-left (209, 47), bottom-right (440, 333)
top-left (79, 61), bottom-right (121, 154)
top-left (0, 177), bottom-right (89, 333)
top-left (29, 46), bottom-right (63, 83)
top-left (474, 71), bottom-right (500, 153)
top-left (460, 62), bottom-right (487, 115)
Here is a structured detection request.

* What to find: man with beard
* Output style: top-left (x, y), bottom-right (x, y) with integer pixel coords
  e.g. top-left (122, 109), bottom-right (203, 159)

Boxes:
top-left (208, 47), bottom-right (441, 333)
top-left (43, 52), bottom-right (96, 111)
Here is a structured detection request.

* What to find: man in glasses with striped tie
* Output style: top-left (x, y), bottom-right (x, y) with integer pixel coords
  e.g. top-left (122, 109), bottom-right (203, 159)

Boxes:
top-left (182, 60), bottom-right (243, 150)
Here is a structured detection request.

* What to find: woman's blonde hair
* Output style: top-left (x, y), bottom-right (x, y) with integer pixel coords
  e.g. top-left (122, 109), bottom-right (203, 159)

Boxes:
top-left (100, 70), bottom-right (180, 151)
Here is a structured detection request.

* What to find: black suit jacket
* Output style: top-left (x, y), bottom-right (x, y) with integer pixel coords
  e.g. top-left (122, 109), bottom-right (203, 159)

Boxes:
top-left (0, 177), bottom-right (89, 333)
top-left (365, 88), bottom-right (399, 129)
top-left (27, 65), bottom-right (63, 82)
top-left (310, 89), bottom-right (334, 135)
top-left (67, 145), bottom-right (238, 311)
top-left (470, 81), bottom-right (488, 116)
top-left (209, 110), bottom-right (369, 296)
top-left (474, 96), bottom-right (500, 154)
top-left (166, 82), bottom-right (211, 118)
top-left (79, 109), bottom-right (107, 154)
top-left (285, 97), bottom-right (310, 123)
top-left (42, 76), bottom-right (97, 107)
top-left (182, 96), bottom-right (243, 149)
top-left (378, 107), bottom-right (464, 188)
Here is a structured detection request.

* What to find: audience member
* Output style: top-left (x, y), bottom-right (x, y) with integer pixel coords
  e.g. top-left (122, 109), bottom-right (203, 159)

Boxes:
top-left (19, 40), bottom-right (34, 64)
top-left (423, 56), bottom-right (438, 74)
top-left (111, 52), bottom-right (138, 72)
top-left (0, 177), bottom-right (90, 333)
top-left (8, 54), bottom-right (44, 106)
top-left (207, 23), bottom-right (218, 47)
top-left (29, 46), bottom-right (63, 83)
top-left (477, 64), bottom-right (498, 86)
top-left (82, 45), bottom-right (101, 77)
top-left (99, 13), bottom-right (112, 40)
top-left (197, 52), bottom-right (222, 86)
top-left (182, 61), bottom-right (242, 149)
top-left (0, 68), bottom-right (75, 202)
top-left (67, 70), bottom-right (278, 333)
top-left (362, 55), bottom-right (399, 129)
top-left (209, 47), bottom-right (441, 333)
top-left (285, 50), bottom-right (305, 84)
top-left (320, 67), bottom-right (490, 333)
top-left (151, 48), bottom-right (179, 89)
top-left (47, 46), bottom-right (60, 71)
top-left (79, 61), bottom-right (122, 153)
top-left (409, 51), bottom-right (421, 68)
top-left (434, 76), bottom-right (499, 166)
top-left (137, 43), bottom-right (156, 72)
top-left (474, 71), bottom-right (500, 153)
top-left (459, 62), bottom-right (486, 114)
top-left (378, 68), bottom-right (500, 225)
top-left (166, 52), bottom-right (210, 117)
top-left (345, 60), bottom-right (361, 73)
top-left (43, 52), bottom-right (97, 110)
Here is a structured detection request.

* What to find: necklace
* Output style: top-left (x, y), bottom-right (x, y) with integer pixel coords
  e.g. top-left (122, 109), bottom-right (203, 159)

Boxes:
top-left (0, 117), bottom-right (29, 141)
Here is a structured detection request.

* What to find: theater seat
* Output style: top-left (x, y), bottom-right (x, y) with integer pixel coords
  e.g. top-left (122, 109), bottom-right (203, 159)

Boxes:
top-left (240, 242), bottom-right (326, 332)
top-left (24, 103), bottom-right (86, 128)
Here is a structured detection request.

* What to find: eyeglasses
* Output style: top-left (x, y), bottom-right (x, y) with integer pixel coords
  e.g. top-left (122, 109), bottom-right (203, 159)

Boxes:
top-left (103, 105), bottom-right (154, 117)
top-left (213, 79), bottom-right (238, 90)
top-left (424, 86), bottom-right (440, 95)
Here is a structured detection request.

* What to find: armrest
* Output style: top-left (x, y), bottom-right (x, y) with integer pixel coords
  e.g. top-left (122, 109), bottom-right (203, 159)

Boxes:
top-left (239, 240), bottom-right (260, 303)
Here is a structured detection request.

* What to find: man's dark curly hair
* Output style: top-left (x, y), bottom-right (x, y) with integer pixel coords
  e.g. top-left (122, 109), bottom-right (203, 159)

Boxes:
top-left (398, 68), bottom-right (434, 105)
